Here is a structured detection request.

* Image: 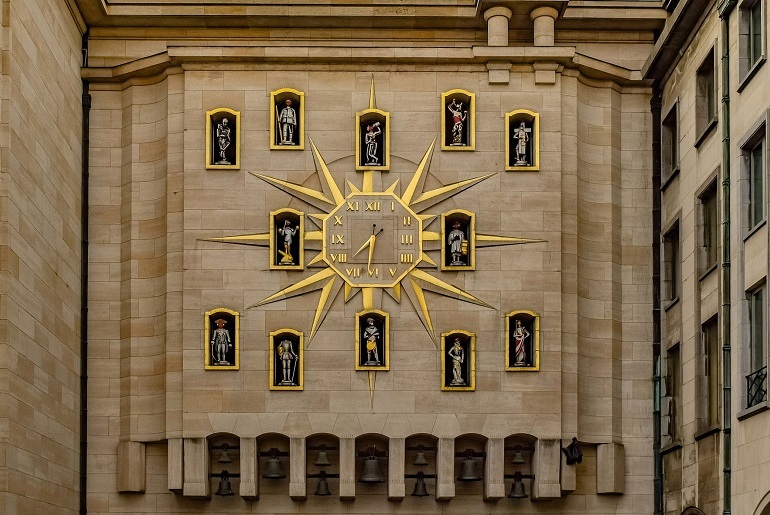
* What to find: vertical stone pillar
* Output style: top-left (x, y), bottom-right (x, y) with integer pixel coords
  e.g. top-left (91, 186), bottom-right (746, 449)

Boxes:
top-left (484, 6), bottom-right (513, 84)
top-left (531, 439), bottom-right (561, 500)
top-left (239, 438), bottom-right (259, 499)
top-left (167, 438), bottom-right (183, 493)
top-left (388, 438), bottom-right (406, 500)
top-left (339, 437), bottom-right (356, 500)
top-left (597, 443), bottom-right (625, 494)
top-left (560, 442), bottom-right (576, 493)
top-left (530, 7), bottom-right (559, 47)
top-left (183, 437), bottom-right (210, 498)
top-left (483, 438), bottom-right (505, 500)
top-left (117, 440), bottom-right (146, 492)
top-left (289, 437), bottom-right (307, 500)
top-left (435, 437), bottom-right (455, 501)
top-left (483, 6), bottom-right (513, 47)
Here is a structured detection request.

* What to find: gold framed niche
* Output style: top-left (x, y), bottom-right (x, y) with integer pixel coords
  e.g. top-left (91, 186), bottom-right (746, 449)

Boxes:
top-left (205, 107), bottom-right (241, 170)
top-left (270, 88), bottom-right (305, 150)
top-left (441, 89), bottom-right (475, 151)
top-left (269, 328), bottom-right (304, 391)
top-left (355, 108), bottom-right (390, 171)
top-left (440, 330), bottom-right (476, 391)
top-left (505, 310), bottom-right (540, 371)
top-left (204, 307), bottom-right (240, 370)
top-left (269, 208), bottom-right (305, 271)
top-left (441, 209), bottom-right (476, 271)
top-left (505, 109), bottom-right (540, 171)
top-left (355, 309), bottom-right (390, 371)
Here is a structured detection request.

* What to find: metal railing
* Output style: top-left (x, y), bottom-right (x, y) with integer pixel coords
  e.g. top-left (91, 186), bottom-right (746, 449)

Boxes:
top-left (747, 366), bottom-right (767, 408)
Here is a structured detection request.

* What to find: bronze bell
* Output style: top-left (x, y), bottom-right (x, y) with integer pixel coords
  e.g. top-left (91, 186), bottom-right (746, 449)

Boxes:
top-left (262, 451), bottom-right (286, 479)
top-left (215, 470), bottom-right (234, 497)
top-left (458, 456), bottom-right (482, 481)
top-left (359, 456), bottom-right (385, 483)
top-left (412, 446), bottom-right (428, 466)
top-left (508, 471), bottom-right (528, 499)
top-left (217, 443), bottom-right (232, 464)
top-left (314, 449), bottom-right (331, 467)
top-left (411, 471), bottom-right (429, 497)
top-left (314, 471), bottom-right (331, 496)
top-left (511, 446), bottom-right (525, 465)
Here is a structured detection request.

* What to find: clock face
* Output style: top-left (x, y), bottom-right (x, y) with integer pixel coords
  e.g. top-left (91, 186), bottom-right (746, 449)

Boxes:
top-left (323, 192), bottom-right (422, 287)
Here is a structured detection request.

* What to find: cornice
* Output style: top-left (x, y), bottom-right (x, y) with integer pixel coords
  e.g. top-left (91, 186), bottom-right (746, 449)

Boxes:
top-left (82, 44), bottom-right (647, 86)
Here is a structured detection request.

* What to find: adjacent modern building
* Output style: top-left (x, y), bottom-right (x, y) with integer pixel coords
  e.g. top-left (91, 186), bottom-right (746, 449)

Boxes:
top-left (0, 0), bottom-right (767, 514)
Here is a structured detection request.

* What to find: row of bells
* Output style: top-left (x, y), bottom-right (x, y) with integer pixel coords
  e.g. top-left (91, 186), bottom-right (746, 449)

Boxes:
top-left (218, 456), bottom-right (526, 498)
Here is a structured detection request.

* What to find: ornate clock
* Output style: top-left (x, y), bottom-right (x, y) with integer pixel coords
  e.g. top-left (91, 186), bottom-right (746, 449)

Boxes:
top-left (207, 138), bottom-right (541, 342)
top-left (324, 192), bottom-right (422, 288)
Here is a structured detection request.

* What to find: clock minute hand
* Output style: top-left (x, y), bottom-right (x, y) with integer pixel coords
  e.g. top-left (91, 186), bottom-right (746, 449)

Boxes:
top-left (353, 235), bottom-right (374, 259)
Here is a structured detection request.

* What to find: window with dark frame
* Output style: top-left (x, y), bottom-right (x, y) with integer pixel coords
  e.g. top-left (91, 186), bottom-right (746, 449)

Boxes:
top-left (696, 49), bottom-right (716, 139)
top-left (662, 105), bottom-right (679, 183)
top-left (749, 138), bottom-right (765, 229)
top-left (663, 223), bottom-right (681, 303)
top-left (751, 0), bottom-right (764, 66)
top-left (748, 285), bottom-right (767, 409)
top-left (699, 180), bottom-right (718, 273)
top-left (702, 316), bottom-right (720, 426)
top-left (740, 0), bottom-right (765, 82)
top-left (665, 344), bottom-right (681, 440)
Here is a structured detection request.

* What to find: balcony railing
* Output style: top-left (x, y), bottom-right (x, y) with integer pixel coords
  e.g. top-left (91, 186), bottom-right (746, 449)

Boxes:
top-left (747, 366), bottom-right (768, 409)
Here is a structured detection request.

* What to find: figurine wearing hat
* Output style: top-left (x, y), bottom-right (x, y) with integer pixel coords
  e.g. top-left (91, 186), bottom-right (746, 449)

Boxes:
top-left (210, 318), bottom-right (232, 365)
top-left (447, 220), bottom-right (466, 266)
top-left (363, 317), bottom-right (381, 365)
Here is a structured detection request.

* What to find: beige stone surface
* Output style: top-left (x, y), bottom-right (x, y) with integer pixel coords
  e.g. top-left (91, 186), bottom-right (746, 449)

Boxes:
top-left (0, 0), bottom-right (669, 513)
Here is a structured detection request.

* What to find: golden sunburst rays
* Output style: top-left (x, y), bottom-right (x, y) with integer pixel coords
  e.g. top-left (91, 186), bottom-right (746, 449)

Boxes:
top-left (203, 138), bottom-right (544, 343)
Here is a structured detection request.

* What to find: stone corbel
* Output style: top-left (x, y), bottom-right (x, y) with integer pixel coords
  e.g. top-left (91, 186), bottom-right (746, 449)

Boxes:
top-left (289, 437), bottom-right (306, 500)
top-left (597, 443), bottom-right (625, 494)
top-left (531, 438), bottom-right (561, 500)
top-left (339, 437), bottom-right (356, 500)
top-left (239, 437), bottom-right (259, 499)
top-left (435, 437), bottom-right (455, 500)
top-left (533, 62), bottom-right (561, 85)
top-left (483, 438), bottom-right (505, 500)
top-left (183, 437), bottom-right (210, 498)
top-left (388, 438), bottom-right (406, 500)
top-left (117, 440), bottom-right (146, 493)
top-left (487, 62), bottom-right (513, 85)
top-left (167, 439), bottom-right (183, 493)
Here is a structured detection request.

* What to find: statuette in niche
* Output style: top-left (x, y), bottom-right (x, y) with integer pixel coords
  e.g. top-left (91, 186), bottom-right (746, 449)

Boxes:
top-left (505, 109), bottom-right (540, 171)
top-left (270, 209), bottom-right (304, 271)
top-left (505, 310), bottom-right (540, 371)
top-left (206, 108), bottom-right (240, 170)
top-left (270, 88), bottom-right (305, 150)
top-left (278, 99), bottom-right (298, 145)
top-left (513, 121), bottom-right (531, 166)
top-left (441, 210), bottom-right (475, 271)
top-left (441, 89), bottom-right (475, 150)
top-left (447, 220), bottom-right (467, 266)
top-left (270, 329), bottom-right (304, 390)
top-left (278, 219), bottom-right (299, 265)
top-left (356, 310), bottom-right (389, 370)
top-left (356, 78), bottom-right (390, 171)
top-left (204, 308), bottom-right (240, 370)
top-left (441, 331), bottom-right (475, 391)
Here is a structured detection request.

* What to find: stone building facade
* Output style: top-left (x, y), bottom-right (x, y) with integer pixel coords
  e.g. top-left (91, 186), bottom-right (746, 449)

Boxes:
top-left (645, 0), bottom-right (770, 514)
top-left (10, 0), bottom-right (769, 514)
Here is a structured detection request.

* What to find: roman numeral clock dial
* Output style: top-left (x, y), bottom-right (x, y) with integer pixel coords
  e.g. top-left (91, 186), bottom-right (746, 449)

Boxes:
top-left (325, 193), bottom-right (420, 287)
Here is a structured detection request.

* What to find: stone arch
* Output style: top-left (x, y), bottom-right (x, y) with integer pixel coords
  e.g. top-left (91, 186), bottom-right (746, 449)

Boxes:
top-left (682, 507), bottom-right (706, 515)
top-left (755, 489), bottom-right (770, 515)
